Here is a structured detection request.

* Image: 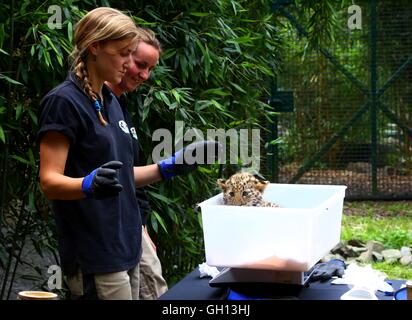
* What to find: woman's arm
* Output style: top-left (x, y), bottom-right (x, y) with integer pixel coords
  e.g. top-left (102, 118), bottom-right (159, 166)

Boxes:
top-left (134, 164), bottom-right (163, 188)
top-left (39, 131), bottom-right (85, 200)
top-left (133, 140), bottom-right (221, 187)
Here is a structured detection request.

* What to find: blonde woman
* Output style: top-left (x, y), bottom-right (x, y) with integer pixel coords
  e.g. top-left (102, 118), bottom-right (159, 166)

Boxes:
top-left (38, 8), bottom-right (220, 300)
top-left (38, 7), bottom-right (143, 300)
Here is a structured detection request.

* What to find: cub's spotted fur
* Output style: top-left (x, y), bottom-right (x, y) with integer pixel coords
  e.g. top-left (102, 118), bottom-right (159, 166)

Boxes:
top-left (217, 172), bottom-right (280, 207)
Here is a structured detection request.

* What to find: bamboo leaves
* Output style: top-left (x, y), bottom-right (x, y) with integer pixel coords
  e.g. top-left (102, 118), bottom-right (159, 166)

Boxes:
top-left (0, 74), bottom-right (23, 86)
top-left (0, 125), bottom-right (5, 144)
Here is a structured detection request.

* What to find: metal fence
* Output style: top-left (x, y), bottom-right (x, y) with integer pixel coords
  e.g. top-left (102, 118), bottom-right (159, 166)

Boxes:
top-left (264, 0), bottom-right (412, 200)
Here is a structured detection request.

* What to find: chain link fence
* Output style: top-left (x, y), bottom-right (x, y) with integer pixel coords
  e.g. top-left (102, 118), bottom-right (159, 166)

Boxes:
top-left (263, 0), bottom-right (412, 200)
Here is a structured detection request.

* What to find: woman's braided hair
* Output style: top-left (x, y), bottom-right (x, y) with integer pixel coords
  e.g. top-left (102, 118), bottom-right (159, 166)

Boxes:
top-left (70, 7), bottom-right (139, 126)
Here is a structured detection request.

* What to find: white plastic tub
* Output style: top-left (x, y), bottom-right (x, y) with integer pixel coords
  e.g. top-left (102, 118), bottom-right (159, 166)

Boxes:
top-left (199, 183), bottom-right (347, 272)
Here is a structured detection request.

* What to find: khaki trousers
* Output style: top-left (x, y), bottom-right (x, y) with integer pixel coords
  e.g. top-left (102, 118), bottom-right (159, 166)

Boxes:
top-left (139, 226), bottom-right (168, 299)
top-left (67, 264), bottom-right (140, 300)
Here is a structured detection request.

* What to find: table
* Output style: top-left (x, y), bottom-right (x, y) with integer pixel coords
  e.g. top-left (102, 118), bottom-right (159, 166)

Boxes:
top-left (159, 267), bottom-right (406, 300)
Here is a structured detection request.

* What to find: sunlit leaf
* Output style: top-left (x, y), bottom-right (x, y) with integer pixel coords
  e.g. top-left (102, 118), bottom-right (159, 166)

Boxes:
top-left (188, 12), bottom-right (210, 17)
top-left (0, 125), bottom-right (5, 143)
top-left (28, 109), bottom-right (38, 125)
top-left (10, 155), bottom-right (31, 165)
top-left (147, 190), bottom-right (175, 204)
top-left (15, 103), bottom-right (23, 120)
top-left (0, 74), bottom-right (23, 86)
top-left (152, 210), bottom-right (168, 234)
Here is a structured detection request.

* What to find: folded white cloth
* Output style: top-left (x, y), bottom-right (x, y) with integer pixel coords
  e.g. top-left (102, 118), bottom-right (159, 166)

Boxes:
top-left (340, 286), bottom-right (379, 300)
top-left (198, 262), bottom-right (220, 279)
top-left (331, 262), bottom-right (394, 293)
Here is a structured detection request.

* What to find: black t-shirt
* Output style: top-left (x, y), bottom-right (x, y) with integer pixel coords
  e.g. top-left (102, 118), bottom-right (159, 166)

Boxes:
top-left (37, 73), bottom-right (142, 275)
top-left (117, 94), bottom-right (152, 226)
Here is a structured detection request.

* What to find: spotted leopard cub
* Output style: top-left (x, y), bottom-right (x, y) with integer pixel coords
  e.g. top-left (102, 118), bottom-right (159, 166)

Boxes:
top-left (217, 172), bottom-right (280, 207)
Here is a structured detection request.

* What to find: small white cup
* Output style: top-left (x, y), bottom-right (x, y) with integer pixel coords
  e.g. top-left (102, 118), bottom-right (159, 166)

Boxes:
top-left (17, 291), bottom-right (58, 300)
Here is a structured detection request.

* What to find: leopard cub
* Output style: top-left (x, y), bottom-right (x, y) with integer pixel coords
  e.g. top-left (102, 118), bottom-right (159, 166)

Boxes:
top-left (217, 172), bottom-right (280, 207)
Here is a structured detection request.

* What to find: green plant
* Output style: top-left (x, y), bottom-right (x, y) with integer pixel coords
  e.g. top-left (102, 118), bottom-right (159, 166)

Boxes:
top-left (372, 262), bottom-right (412, 281)
top-left (341, 201), bottom-right (412, 280)
top-left (341, 215), bottom-right (412, 248)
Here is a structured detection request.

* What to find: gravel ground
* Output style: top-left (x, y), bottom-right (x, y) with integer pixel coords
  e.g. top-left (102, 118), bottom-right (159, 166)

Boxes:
top-left (279, 162), bottom-right (412, 199)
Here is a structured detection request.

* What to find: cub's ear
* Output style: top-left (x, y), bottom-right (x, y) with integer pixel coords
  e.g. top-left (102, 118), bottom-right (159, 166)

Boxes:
top-left (217, 179), bottom-right (227, 191)
top-left (253, 172), bottom-right (267, 181)
top-left (255, 180), bottom-right (270, 192)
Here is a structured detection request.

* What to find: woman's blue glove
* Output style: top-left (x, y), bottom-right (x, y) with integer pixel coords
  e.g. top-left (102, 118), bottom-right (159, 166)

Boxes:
top-left (82, 161), bottom-right (123, 199)
top-left (157, 140), bottom-right (222, 180)
top-left (310, 259), bottom-right (346, 282)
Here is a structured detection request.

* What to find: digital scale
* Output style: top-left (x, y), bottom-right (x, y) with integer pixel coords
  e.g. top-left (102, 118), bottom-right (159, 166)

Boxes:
top-left (208, 267), bottom-right (317, 299)
top-left (209, 267), bottom-right (315, 287)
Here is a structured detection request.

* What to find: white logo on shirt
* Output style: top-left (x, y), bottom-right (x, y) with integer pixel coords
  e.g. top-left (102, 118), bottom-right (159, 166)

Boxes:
top-left (130, 127), bottom-right (138, 140)
top-left (118, 120), bottom-right (130, 134)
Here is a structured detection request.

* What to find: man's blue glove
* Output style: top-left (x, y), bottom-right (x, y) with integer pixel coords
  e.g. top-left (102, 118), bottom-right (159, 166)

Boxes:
top-left (157, 140), bottom-right (222, 180)
top-left (310, 259), bottom-right (346, 282)
top-left (82, 161), bottom-right (123, 199)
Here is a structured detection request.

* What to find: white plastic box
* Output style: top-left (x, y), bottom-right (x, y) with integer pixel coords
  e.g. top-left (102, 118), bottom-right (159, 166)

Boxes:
top-left (199, 183), bottom-right (347, 272)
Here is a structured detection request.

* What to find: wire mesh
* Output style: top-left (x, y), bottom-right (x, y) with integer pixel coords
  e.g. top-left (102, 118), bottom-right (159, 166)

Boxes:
top-left (263, 1), bottom-right (412, 199)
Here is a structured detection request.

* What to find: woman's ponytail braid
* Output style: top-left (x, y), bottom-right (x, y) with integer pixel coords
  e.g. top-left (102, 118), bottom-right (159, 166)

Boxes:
top-left (74, 51), bottom-right (108, 126)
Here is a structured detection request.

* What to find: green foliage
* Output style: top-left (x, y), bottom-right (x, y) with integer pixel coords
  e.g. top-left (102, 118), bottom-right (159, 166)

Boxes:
top-left (0, 0), bottom-right (81, 299)
top-left (341, 202), bottom-right (412, 280)
top-left (372, 261), bottom-right (412, 281)
top-left (0, 0), bottom-right (347, 296)
top-left (342, 200), bottom-right (412, 249)
top-left (342, 215), bottom-right (412, 248)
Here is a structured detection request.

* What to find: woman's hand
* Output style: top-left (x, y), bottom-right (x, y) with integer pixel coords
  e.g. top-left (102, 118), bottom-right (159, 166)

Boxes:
top-left (82, 161), bottom-right (123, 199)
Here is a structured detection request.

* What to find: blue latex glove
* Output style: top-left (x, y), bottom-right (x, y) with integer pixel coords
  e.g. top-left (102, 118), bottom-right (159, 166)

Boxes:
top-left (157, 140), bottom-right (222, 180)
top-left (82, 161), bottom-right (123, 199)
top-left (310, 259), bottom-right (346, 282)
